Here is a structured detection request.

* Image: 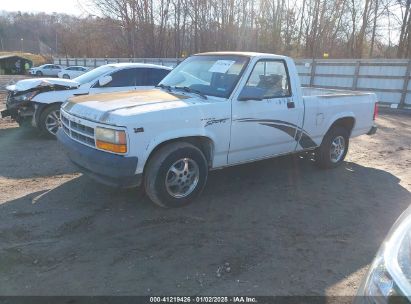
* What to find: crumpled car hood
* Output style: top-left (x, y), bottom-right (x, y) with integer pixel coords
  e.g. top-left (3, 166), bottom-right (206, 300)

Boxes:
top-left (6, 78), bottom-right (79, 92)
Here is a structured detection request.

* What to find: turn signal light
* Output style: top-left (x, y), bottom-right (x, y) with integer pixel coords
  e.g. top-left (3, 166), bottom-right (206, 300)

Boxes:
top-left (96, 140), bottom-right (127, 153)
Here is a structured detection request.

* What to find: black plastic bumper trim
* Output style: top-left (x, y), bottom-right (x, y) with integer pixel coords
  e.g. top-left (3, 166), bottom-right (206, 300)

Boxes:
top-left (57, 128), bottom-right (141, 188)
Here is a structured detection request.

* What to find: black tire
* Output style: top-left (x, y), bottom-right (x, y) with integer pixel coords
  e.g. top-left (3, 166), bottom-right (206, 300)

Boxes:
top-left (315, 126), bottom-right (350, 169)
top-left (38, 104), bottom-right (61, 139)
top-left (144, 142), bottom-right (208, 208)
top-left (62, 74), bottom-right (70, 79)
top-left (36, 71), bottom-right (43, 76)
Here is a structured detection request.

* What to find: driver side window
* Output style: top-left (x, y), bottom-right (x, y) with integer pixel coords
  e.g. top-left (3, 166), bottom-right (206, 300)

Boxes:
top-left (97, 68), bottom-right (136, 87)
top-left (241, 60), bottom-right (290, 100)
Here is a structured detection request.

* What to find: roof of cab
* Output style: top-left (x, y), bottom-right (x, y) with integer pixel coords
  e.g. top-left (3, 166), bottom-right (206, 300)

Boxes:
top-left (104, 63), bottom-right (173, 70)
top-left (194, 51), bottom-right (289, 59)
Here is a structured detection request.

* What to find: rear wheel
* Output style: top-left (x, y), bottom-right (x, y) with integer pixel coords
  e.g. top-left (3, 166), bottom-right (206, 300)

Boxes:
top-left (144, 142), bottom-right (208, 208)
top-left (315, 126), bottom-right (349, 169)
top-left (38, 104), bottom-right (61, 138)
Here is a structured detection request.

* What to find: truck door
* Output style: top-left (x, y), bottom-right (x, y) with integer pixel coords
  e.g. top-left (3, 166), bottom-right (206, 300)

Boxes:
top-left (228, 59), bottom-right (304, 164)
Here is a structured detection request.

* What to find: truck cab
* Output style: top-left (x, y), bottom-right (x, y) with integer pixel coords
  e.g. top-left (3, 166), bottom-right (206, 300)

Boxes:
top-left (57, 52), bottom-right (377, 208)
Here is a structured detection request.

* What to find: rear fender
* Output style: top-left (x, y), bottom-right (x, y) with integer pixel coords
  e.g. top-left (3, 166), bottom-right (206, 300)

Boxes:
top-left (324, 112), bottom-right (356, 136)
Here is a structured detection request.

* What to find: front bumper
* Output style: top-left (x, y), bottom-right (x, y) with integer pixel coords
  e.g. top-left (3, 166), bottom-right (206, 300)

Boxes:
top-left (367, 124), bottom-right (377, 135)
top-left (57, 129), bottom-right (141, 188)
top-left (1, 92), bottom-right (35, 124)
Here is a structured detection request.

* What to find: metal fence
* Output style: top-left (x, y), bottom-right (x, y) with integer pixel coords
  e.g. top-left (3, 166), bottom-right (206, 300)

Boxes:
top-left (54, 57), bottom-right (181, 69)
top-left (54, 57), bottom-right (411, 108)
top-left (294, 59), bottom-right (411, 108)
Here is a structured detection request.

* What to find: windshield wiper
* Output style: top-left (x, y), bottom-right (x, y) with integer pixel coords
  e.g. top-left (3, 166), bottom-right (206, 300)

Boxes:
top-left (174, 86), bottom-right (208, 100)
top-left (155, 84), bottom-right (172, 92)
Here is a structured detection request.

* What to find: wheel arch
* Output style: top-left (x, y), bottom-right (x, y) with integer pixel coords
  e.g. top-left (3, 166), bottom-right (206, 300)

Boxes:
top-left (329, 116), bottom-right (356, 134)
top-left (33, 102), bottom-right (63, 127)
top-left (319, 115), bottom-right (355, 147)
top-left (325, 114), bottom-right (356, 136)
top-left (143, 136), bottom-right (215, 174)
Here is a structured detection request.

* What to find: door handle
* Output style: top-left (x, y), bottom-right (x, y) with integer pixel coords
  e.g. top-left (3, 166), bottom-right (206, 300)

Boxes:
top-left (287, 101), bottom-right (295, 109)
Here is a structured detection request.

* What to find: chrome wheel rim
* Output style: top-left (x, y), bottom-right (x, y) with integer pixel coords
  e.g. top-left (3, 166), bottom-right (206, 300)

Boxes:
top-left (165, 158), bottom-right (200, 198)
top-left (45, 109), bottom-right (61, 135)
top-left (330, 136), bottom-right (345, 163)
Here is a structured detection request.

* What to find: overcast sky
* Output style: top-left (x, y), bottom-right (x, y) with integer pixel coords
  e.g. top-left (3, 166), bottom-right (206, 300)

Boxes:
top-left (1, 0), bottom-right (84, 16)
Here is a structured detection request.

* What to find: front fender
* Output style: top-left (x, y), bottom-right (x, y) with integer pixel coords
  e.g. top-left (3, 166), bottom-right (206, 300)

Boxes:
top-left (138, 128), bottom-right (217, 173)
top-left (33, 102), bottom-right (62, 127)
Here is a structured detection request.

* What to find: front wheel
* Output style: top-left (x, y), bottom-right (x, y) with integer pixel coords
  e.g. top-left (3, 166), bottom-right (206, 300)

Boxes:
top-left (36, 71), bottom-right (43, 77)
top-left (315, 126), bottom-right (350, 169)
top-left (144, 142), bottom-right (208, 208)
top-left (38, 104), bottom-right (61, 138)
top-left (62, 74), bottom-right (70, 79)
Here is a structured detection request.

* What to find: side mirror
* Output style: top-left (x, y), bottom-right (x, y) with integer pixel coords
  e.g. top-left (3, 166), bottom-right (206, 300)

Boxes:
top-left (98, 75), bottom-right (112, 87)
top-left (238, 87), bottom-right (264, 101)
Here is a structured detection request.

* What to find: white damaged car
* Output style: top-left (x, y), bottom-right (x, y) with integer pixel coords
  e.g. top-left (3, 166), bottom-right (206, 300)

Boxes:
top-left (1, 63), bottom-right (171, 137)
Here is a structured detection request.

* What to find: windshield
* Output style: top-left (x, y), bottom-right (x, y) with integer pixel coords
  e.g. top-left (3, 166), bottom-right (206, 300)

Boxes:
top-left (73, 65), bottom-right (116, 85)
top-left (159, 55), bottom-right (249, 98)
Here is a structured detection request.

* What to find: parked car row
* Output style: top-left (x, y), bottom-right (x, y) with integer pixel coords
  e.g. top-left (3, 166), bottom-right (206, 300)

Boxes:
top-left (28, 64), bottom-right (63, 76)
top-left (2, 52), bottom-right (378, 205)
top-left (28, 64), bottom-right (89, 79)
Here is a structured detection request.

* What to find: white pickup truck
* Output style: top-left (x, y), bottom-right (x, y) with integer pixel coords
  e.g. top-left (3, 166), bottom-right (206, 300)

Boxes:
top-left (57, 52), bottom-right (378, 208)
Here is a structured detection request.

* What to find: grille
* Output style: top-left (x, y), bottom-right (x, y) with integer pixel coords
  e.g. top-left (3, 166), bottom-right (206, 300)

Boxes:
top-left (61, 112), bottom-right (95, 148)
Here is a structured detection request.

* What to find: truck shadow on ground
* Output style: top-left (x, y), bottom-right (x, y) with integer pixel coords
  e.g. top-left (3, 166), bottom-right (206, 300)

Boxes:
top-left (0, 154), bottom-right (410, 297)
top-left (0, 125), bottom-right (77, 179)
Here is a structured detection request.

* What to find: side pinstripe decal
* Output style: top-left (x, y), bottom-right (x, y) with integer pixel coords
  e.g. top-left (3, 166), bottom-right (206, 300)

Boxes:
top-left (234, 118), bottom-right (317, 149)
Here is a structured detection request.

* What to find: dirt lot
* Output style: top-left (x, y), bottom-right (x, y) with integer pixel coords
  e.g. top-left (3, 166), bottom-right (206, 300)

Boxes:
top-left (0, 85), bottom-right (411, 296)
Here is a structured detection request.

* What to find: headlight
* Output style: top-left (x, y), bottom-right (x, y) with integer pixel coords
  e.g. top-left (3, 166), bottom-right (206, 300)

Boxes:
top-left (358, 207), bottom-right (411, 303)
top-left (95, 127), bottom-right (127, 154)
top-left (13, 91), bottom-right (38, 102)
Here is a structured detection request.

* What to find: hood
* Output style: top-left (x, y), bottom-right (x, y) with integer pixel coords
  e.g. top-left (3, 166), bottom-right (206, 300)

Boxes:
top-left (62, 89), bottom-right (193, 124)
top-left (6, 78), bottom-right (79, 92)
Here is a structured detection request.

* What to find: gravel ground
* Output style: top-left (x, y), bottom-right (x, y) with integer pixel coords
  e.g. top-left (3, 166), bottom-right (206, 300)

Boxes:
top-left (0, 85), bottom-right (410, 297)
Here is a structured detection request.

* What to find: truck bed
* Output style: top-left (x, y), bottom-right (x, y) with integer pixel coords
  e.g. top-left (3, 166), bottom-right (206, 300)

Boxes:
top-left (302, 87), bottom-right (373, 98)
top-left (301, 86), bottom-right (377, 142)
